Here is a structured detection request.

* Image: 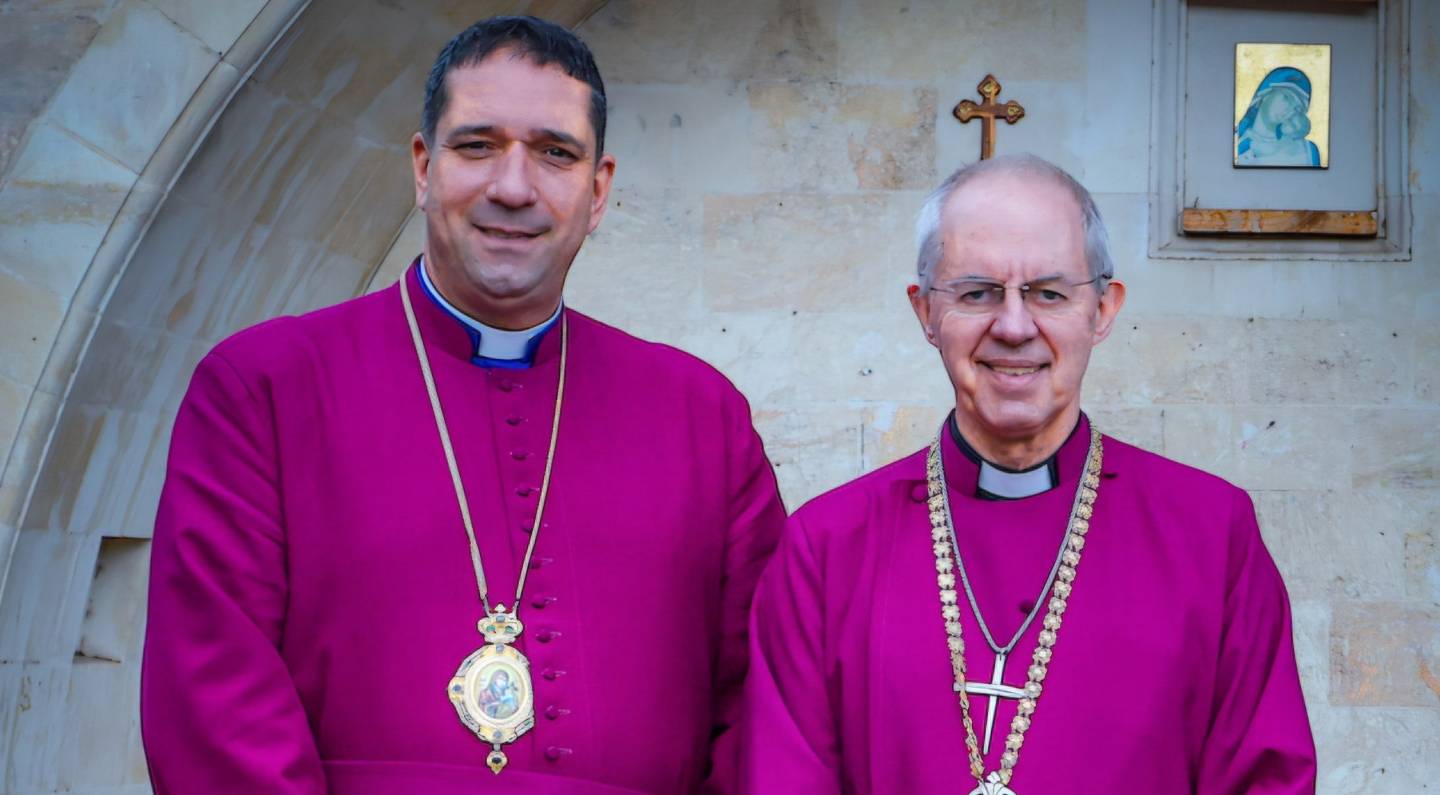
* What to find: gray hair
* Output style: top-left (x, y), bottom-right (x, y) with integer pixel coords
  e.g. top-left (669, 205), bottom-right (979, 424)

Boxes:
top-left (914, 154), bottom-right (1114, 290)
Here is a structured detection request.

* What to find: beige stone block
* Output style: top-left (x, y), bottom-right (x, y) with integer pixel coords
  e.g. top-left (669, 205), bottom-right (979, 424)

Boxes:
top-left (1200, 259), bottom-right (1418, 322)
top-left (66, 321), bottom-right (210, 414)
top-left (22, 403), bottom-right (174, 537)
top-left (368, 209), bottom-right (424, 293)
top-left (1404, 528), bottom-right (1439, 603)
top-left (0, 375), bottom-right (31, 467)
top-left (46, 0), bottom-right (217, 172)
top-left (1311, 704), bottom-right (1440, 793)
top-left (0, 269), bottom-right (65, 386)
top-left (1351, 409), bottom-right (1440, 490)
top-left (836, 0), bottom-right (1084, 82)
top-left (0, 4), bottom-right (106, 178)
top-left (1329, 601), bottom-right (1440, 707)
top-left (57, 658), bottom-right (148, 789)
top-left (1252, 491), bottom-right (1409, 602)
top-left (1288, 600), bottom-right (1330, 714)
top-left (748, 82), bottom-right (936, 192)
top-left (0, 124), bottom-right (137, 298)
top-left (33, 306), bottom-right (98, 397)
top-left (1084, 316), bottom-right (1248, 406)
top-left (250, 0), bottom-right (440, 147)
top-left (1247, 320), bottom-right (1411, 406)
top-left (1161, 406), bottom-right (1353, 492)
top-left (582, 0), bottom-right (838, 83)
top-left (863, 402), bottom-right (948, 470)
top-left (1413, 324), bottom-right (1439, 405)
top-left (1082, 406), bottom-right (1164, 454)
top-left (428, 0), bottom-right (609, 30)
top-left (702, 191), bottom-right (924, 314)
top-left (317, 143), bottom-right (416, 265)
top-left (568, 187), bottom-right (704, 341)
top-left (1086, 193), bottom-right (1147, 283)
top-left (169, 85), bottom-right (395, 249)
top-left (668, 311), bottom-right (796, 409)
top-left (0, 530), bottom-right (98, 662)
top-left (1, 660), bottom-right (68, 791)
top-left (0, 389), bottom-right (62, 530)
top-left (107, 193), bottom-right (372, 342)
top-left (753, 404), bottom-right (864, 509)
top-left (1112, 257), bottom-right (1217, 320)
top-left (146, 0), bottom-right (266, 54)
top-left (1076, 0), bottom-right (1155, 195)
top-left (790, 307), bottom-right (955, 408)
top-left (602, 83), bottom-right (759, 194)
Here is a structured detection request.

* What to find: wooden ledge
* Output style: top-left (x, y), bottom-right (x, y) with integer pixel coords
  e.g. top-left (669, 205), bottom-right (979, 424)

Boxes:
top-left (1181, 209), bottom-right (1378, 237)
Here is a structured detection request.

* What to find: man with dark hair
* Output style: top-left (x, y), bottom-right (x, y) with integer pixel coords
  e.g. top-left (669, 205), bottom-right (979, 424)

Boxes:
top-left (141, 16), bottom-right (785, 794)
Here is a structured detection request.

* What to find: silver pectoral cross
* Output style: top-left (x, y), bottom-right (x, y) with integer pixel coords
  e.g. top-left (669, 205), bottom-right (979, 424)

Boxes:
top-left (963, 652), bottom-right (1026, 755)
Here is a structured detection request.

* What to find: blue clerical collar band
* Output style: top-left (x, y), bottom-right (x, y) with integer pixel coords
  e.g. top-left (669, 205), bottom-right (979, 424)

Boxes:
top-left (418, 258), bottom-right (561, 369)
top-left (948, 412), bottom-right (1070, 500)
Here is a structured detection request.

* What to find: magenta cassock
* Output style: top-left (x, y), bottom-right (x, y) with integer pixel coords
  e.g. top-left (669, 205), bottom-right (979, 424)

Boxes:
top-left (743, 415), bottom-right (1317, 794)
top-left (142, 262), bottom-right (786, 794)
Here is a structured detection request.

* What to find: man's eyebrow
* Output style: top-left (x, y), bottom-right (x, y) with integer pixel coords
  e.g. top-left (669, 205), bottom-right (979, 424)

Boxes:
top-left (446, 124), bottom-right (498, 142)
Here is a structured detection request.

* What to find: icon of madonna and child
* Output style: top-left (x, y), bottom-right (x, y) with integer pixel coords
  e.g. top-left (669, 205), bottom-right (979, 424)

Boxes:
top-left (478, 668), bottom-right (522, 720)
top-left (1236, 66), bottom-right (1322, 167)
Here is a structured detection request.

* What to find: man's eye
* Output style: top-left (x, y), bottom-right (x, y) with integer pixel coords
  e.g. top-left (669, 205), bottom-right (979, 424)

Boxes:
top-left (457, 141), bottom-right (494, 152)
top-left (1036, 289), bottom-right (1066, 302)
top-left (544, 147), bottom-right (578, 161)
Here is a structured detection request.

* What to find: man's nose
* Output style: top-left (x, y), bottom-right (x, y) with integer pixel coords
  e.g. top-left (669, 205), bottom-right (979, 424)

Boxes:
top-left (987, 289), bottom-right (1038, 344)
top-left (485, 145), bottom-right (539, 208)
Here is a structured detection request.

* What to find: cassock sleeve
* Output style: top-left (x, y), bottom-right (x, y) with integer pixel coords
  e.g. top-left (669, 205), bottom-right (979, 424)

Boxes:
top-left (702, 391), bottom-right (787, 795)
top-left (141, 350), bottom-right (327, 793)
top-left (740, 512), bottom-right (842, 795)
top-left (1196, 488), bottom-right (1317, 795)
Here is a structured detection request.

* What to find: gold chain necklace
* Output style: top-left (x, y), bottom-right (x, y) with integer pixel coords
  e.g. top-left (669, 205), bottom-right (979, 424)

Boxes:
top-left (925, 425), bottom-right (1103, 795)
top-left (401, 281), bottom-right (567, 774)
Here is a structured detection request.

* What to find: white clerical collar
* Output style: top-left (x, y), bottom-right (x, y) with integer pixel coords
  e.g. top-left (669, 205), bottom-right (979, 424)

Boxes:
top-left (949, 415), bottom-right (1061, 500)
top-left (419, 258), bottom-right (562, 361)
top-left (977, 461), bottom-right (1054, 500)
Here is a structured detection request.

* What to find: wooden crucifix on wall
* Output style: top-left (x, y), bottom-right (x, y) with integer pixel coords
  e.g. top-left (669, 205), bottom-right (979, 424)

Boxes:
top-left (953, 74), bottom-right (1025, 160)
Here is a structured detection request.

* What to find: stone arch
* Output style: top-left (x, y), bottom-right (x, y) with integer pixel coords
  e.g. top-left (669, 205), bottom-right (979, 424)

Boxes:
top-left (0, 1), bottom-right (604, 790)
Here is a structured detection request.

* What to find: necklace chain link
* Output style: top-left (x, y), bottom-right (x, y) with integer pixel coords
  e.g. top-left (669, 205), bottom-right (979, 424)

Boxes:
top-left (402, 278), bottom-right (567, 620)
top-left (927, 425), bottom-right (1103, 789)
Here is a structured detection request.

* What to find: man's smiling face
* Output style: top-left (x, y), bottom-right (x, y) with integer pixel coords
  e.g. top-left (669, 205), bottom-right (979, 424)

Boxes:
top-left (912, 172), bottom-right (1123, 454)
top-left (412, 48), bottom-right (614, 327)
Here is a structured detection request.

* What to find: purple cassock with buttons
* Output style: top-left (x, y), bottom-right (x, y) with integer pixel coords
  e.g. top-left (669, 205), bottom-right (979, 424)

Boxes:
top-left (742, 415), bottom-right (1317, 794)
top-left (141, 261), bottom-right (787, 794)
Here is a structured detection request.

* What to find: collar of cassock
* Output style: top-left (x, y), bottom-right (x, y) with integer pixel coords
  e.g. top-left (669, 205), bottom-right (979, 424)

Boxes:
top-left (410, 257), bottom-right (562, 369)
top-left (941, 411), bottom-right (1090, 501)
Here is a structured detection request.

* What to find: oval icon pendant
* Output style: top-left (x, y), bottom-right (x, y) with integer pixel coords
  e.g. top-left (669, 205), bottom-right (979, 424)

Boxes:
top-left (448, 607), bottom-right (536, 774)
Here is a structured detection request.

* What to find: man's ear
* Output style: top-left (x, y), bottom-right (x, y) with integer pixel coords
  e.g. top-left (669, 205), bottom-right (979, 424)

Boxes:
top-left (587, 153), bottom-right (617, 235)
top-left (908, 285), bottom-right (939, 348)
top-left (1091, 279), bottom-right (1126, 345)
top-left (412, 132), bottom-right (432, 210)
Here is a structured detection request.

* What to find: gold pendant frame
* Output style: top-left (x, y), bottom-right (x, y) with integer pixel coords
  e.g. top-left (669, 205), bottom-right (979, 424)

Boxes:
top-left (447, 608), bottom-right (536, 773)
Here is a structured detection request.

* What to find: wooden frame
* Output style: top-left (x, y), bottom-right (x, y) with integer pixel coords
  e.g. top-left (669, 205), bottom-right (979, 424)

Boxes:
top-left (1148, 0), bottom-right (1410, 259)
top-left (1181, 208), bottom-right (1377, 236)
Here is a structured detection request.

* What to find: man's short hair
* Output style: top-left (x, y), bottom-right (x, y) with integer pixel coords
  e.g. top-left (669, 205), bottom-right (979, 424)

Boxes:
top-left (914, 154), bottom-right (1114, 290)
top-left (421, 16), bottom-right (608, 156)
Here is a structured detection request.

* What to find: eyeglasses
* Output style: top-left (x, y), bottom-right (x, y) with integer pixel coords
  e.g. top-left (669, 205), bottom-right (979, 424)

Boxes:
top-left (926, 275), bottom-right (1107, 317)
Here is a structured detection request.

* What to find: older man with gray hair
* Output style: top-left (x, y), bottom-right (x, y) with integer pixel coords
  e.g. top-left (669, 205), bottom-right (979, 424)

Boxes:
top-left (742, 154), bottom-right (1316, 794)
